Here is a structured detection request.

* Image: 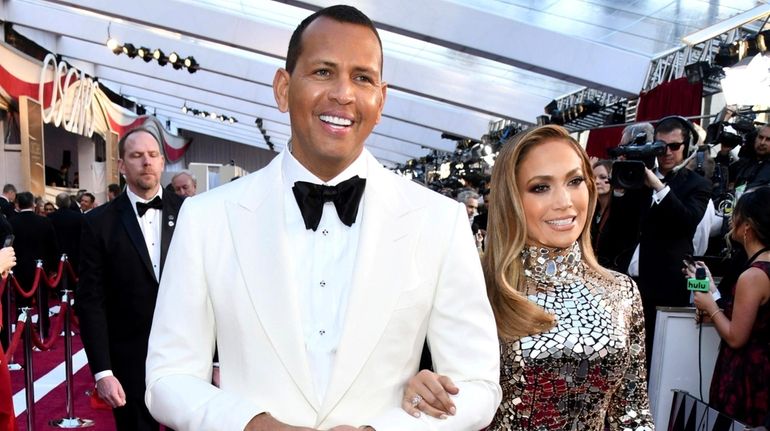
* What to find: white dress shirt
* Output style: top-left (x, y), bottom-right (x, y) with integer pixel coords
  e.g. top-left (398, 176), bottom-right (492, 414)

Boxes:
top-left (126, 187), bottom-right (163, 281)
top-left (94, 186), bottom-right (163, 382)
top-left (282, 151), bottom-right (366, 403)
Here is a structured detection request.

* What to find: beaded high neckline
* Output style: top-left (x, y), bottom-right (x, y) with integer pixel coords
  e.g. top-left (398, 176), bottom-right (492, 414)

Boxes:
top-left (521, 242), bottom-right (583, 285)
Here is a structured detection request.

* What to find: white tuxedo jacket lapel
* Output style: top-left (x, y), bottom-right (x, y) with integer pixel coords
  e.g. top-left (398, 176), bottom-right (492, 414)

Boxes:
top-left (225, 152), bottom-right (319, 411)
top-left (319, 152), bottom-right (419, 419)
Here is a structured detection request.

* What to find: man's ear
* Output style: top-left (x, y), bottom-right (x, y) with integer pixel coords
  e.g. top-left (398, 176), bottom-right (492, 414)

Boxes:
top-left (273, 69), bottom-right (290, 113)
top-left (375, 81), bottom-right (387, 125)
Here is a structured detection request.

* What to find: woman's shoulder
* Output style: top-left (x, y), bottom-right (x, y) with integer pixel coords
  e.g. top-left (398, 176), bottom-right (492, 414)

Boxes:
top-left (749, 260), bottom-right (770, 278)
top-left (738, 262), bottom-right (770, 290)
top-left (588, 267), bottom-right (639, 299)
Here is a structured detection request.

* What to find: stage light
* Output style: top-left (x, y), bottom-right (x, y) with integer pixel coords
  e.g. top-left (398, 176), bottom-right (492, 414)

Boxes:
top-left (151, 49), bottom-right (167, 66)
top-left (759, 30), bottom-right (770, 52)
top-left (168, 52), bottom-right (183, 69)
top-left (138, 46), bottom-right (152, 62)
top-left (715, 43), bottom-right (740, 67)
top-left (122, 43), bottom-right (137, 58)
top-left (106, 38), bottom-right (121, 54)
top-left (685, 61), bottom-right (711, 84)
top-left (184, 56), bottom-right (200, 73)
top-left (181, 103), bottom-right (238, 125)
top-left (110, 42), bottom-right (201, 72)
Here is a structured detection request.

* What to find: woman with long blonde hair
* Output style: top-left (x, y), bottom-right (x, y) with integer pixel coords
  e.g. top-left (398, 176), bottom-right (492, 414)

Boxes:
top-left (402, 125), bottom-right (654, 430)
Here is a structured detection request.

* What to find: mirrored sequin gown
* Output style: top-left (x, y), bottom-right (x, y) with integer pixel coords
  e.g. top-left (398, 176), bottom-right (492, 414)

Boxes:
top-left (488, 243), bottom-right (654, 431)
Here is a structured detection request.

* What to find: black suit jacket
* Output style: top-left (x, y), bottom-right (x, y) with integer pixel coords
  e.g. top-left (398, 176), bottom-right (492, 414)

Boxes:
top-left (48, 208), bottom-right (84, 272)
top-left (8, 211), bottom-right (59, 289)
top-left (635, 168), bottom-right (712, 306)
top-left (0, 197), bottom-right (15, 221)
top-left (76, 191), bottom-right (182, 398)
top-left (0, 215), bottom-right (11, 244)
top-left (596, 187), bottom-right (649, 273)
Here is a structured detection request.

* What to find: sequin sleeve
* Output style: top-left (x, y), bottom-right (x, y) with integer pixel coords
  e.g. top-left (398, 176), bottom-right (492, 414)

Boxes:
top-left (607, 274), bottom-right (655, 430)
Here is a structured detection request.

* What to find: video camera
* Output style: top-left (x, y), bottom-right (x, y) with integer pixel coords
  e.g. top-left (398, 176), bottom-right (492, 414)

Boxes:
top-left (607, 133), bottom-right (667, 189)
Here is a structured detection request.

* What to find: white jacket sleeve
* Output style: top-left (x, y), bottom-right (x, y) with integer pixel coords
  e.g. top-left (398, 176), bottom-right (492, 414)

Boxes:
top-left (367, 204), bottom-right (502, 430)
top-left (145, 200), bottom-right (262, 431)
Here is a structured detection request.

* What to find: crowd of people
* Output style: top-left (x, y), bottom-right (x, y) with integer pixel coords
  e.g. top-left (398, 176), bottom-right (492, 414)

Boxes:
top-left (0, 155), bottom-right (200, 430)
top-left (0, 4), bottom-right (769, 431)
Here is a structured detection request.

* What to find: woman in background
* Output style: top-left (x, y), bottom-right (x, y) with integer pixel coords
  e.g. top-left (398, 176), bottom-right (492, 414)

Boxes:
top-left (691, 186), bottom-right (770, 426)
top-left (590, 159), bottom-right (613, 253)
top-left (402, 125), bottom-right (653, 430)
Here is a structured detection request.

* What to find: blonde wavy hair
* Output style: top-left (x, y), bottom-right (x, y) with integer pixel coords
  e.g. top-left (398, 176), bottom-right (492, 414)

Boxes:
top-left (483, 125), bottom-right (611, 340)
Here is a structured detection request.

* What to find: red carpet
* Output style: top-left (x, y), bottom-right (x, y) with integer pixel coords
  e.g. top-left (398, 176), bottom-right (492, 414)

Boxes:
top-left (9, 320), bottom-right (115, 430)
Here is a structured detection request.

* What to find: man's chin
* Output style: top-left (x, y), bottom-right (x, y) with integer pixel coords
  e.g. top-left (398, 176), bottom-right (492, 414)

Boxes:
top-left (137, 181), bottom-right (159, 191)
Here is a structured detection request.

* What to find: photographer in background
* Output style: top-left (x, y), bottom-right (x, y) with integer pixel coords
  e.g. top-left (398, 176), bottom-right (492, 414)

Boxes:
top-left (734, 124), bottom-right (770, 197)
top-left (712, 126), bottom-right (742, 193)
top-left (594, 122), bottom-right (654, 273)
top-left (604, 117), bottom-right (712, 368)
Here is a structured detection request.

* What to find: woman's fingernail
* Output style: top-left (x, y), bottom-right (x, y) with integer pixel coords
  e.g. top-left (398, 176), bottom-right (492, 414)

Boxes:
top-left (439, 414), bottom-right (448, 420)
top-left (412, 411), bottom-right (421, 418)
top-left (449, 407), bottom-right (456, 415)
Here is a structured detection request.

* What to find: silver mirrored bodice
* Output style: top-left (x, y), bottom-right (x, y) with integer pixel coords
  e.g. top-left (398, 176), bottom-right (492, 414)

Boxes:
top-left (488, 243), bottom-right (654, 431)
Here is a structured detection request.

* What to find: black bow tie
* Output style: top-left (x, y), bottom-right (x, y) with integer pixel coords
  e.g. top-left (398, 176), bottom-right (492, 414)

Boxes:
top-left (136, 196), bottom-right (163, 217)
top-left (292, 176), bottom-right (366, 231)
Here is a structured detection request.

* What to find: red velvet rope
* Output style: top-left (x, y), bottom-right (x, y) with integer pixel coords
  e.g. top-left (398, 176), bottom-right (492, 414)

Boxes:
top-left (11, 257), bottom-right (79, 297)
top-left (11, 274), bottom-right (36, 299)
top-left (4, 319), bottom-right (25, 364)
top-left (42, 260), bottom-right (65, 288)
top-left (30, 300), bottom-right (68, 351)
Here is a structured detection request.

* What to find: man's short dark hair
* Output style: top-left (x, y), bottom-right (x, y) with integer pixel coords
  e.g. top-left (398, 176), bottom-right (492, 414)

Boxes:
top-left (285, 5), bottom-right (382, 75)
top-left (118, 127), bottom-right (162, 159)
top-left (108, 183), bottom-right (121, 195)
top-left (80, 192), bottom-right (95, 204)
top-left (655, 117), bottom-right (693, 153)
top-left (2, 184), bottom-right (16, 194)
top-left (15, 192), bottom-right (34, 209)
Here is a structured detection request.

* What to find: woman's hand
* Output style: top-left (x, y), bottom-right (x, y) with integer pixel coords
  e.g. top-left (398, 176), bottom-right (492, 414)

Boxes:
top-left (682, 260), bottom-right (717, 294)
top-left (694, 291), bottom-right (718, 317)
top-left (0, 247), bottom-right (16, 277)
top-left (402, 370), bottom-right (458, 419)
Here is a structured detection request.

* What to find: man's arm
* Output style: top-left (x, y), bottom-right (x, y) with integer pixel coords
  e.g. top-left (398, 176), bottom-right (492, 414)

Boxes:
top-left (367, 204), bottom-right (502, 431)
top-left (145, 201), bottom-right (265, 430)
top-left (646, 169), bottom-right (712, 233)
top-left (75, 215), bottom-right (112, 378)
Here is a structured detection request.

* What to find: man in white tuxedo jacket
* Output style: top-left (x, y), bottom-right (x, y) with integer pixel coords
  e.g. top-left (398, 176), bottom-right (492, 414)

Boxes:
top-left (145, 5), bottom-right (501, 431)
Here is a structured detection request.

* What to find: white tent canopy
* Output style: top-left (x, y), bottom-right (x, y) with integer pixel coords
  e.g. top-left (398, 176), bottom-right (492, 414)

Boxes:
top-left (1, 0), bottom-right (766, 165)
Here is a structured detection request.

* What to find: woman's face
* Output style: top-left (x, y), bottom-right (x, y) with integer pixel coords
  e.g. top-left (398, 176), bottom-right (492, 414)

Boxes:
top-left (517, 139), bottom-right (590, 249)
top-left (593, 164), bottom-right (611, 196)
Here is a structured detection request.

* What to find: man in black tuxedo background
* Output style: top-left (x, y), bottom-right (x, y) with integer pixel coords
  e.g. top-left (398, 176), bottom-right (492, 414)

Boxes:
top-left (609, 117), bottom-right (712, 368)
top-left (0, 185), bottom-right (16, 220)
top-left (48, 192), bottom-right (83, 276)
top-left (9, 191), bottom-right (59, 336)
top-left (76, 127), bottom-right (182, 431)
